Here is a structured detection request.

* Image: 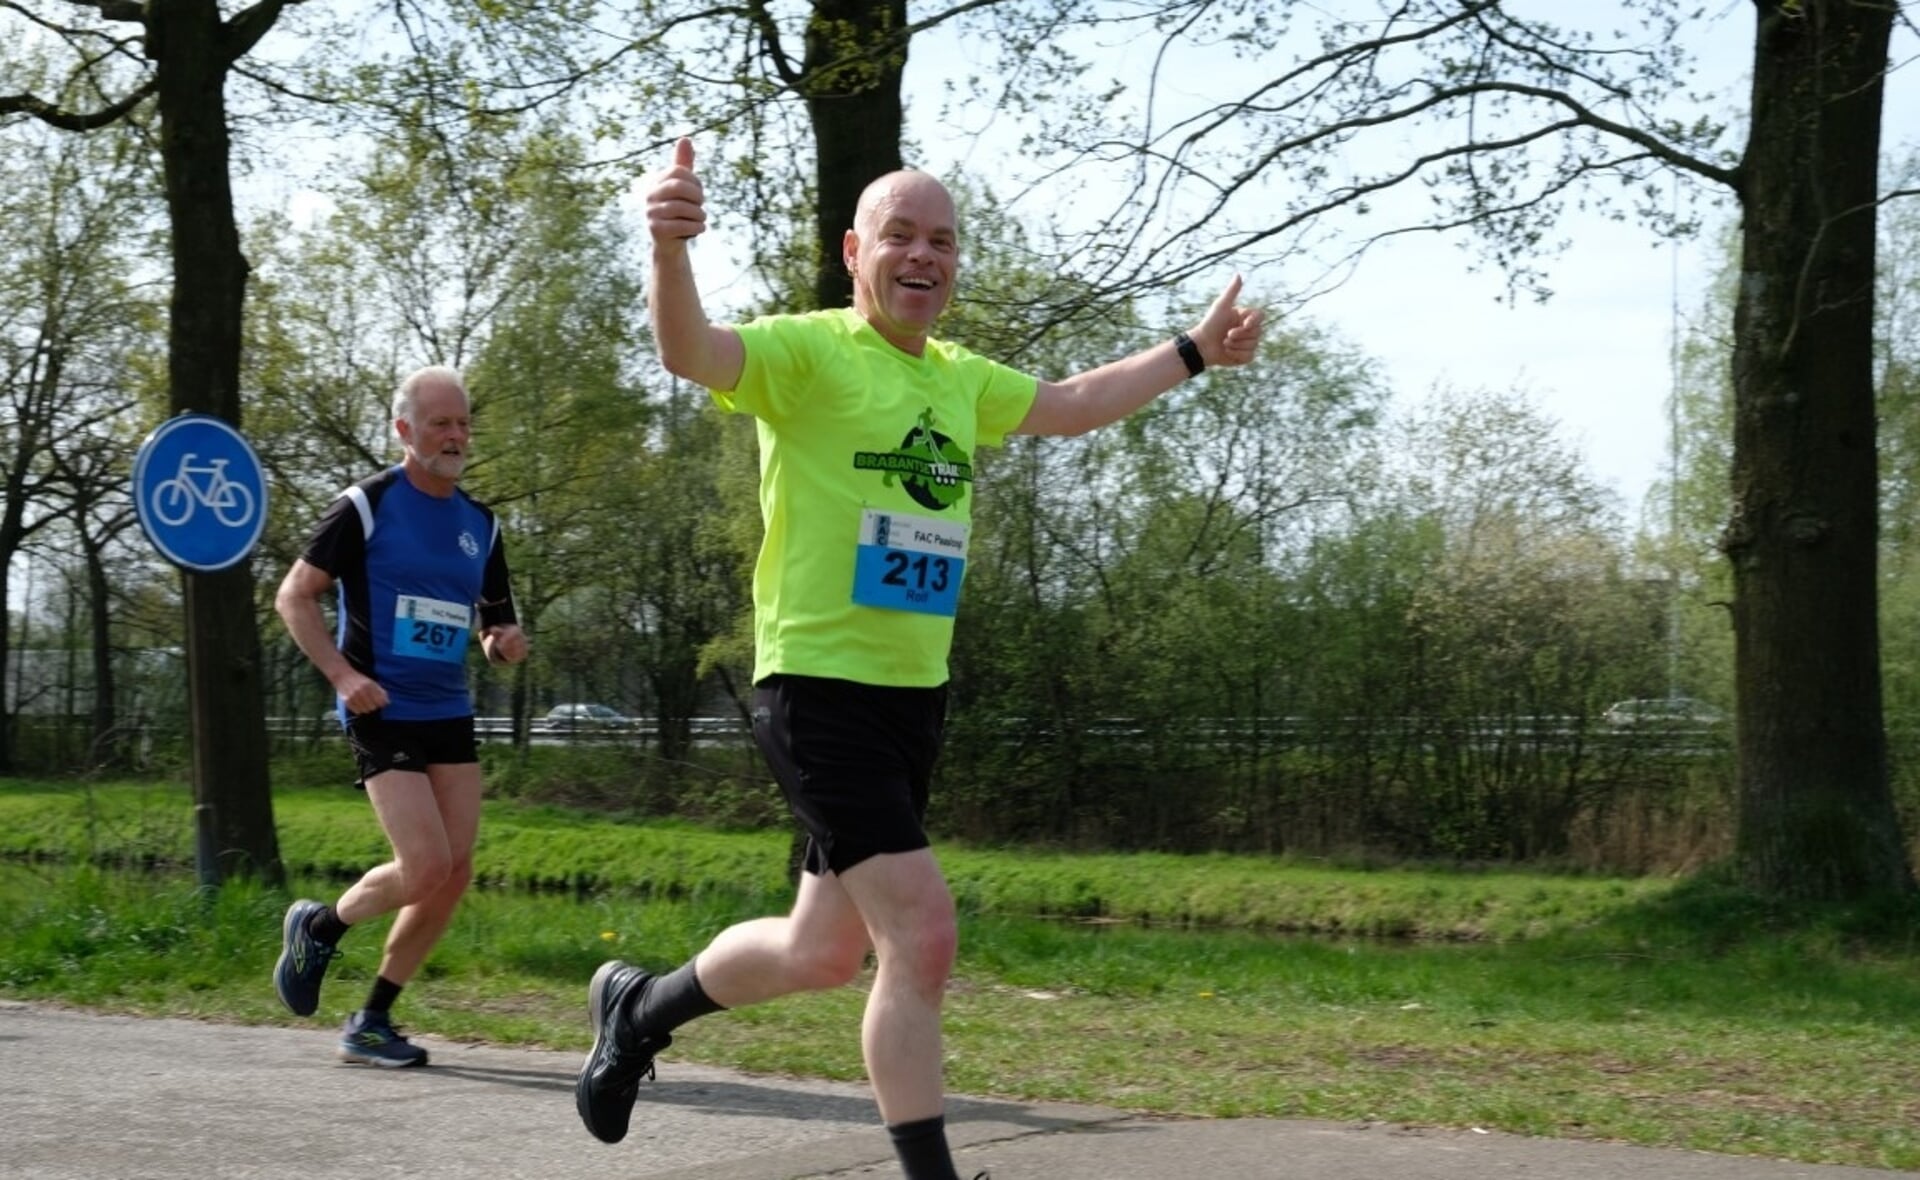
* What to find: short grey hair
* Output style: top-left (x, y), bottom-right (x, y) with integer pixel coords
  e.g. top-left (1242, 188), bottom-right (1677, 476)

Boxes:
top-left (393, 365), bottom-right (468, 425)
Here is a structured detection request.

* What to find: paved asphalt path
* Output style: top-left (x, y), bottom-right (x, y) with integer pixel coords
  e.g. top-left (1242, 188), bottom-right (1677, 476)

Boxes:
top-left (2, 1001), bottom-right (1910, 1179)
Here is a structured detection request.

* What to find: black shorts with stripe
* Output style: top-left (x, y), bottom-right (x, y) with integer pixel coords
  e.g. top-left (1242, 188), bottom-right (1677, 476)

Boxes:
top-left (342, 714), bottom-right (477, 787)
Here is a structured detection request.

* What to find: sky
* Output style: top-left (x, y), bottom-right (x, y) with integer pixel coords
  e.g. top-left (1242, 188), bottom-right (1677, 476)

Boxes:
top-left (889, 5), bottom-right (1920, 525)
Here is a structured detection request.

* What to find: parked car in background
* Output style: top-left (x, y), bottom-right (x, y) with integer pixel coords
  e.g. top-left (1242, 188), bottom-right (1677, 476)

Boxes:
top-left (1602, 696), bottom-right (1725, 728)
top-left (537, 703), bottom-right (635, 732)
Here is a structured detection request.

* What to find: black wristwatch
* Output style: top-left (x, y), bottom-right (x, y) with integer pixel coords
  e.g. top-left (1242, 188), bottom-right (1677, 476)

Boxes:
top-left (1174, 332), bottom-right (1205, 377)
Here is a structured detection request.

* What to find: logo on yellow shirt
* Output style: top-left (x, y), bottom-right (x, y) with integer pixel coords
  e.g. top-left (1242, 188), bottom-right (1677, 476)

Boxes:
top-left (851, 408), bottom-right (974, 511)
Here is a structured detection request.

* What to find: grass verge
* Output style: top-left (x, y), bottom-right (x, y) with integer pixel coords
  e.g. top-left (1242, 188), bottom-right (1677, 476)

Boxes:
top-left (2, 776), bottom-right (1917, 1171)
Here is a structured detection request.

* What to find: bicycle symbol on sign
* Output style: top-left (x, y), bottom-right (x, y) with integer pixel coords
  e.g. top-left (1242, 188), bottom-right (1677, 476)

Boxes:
top-left (149, 452), bottom-right (256, 528)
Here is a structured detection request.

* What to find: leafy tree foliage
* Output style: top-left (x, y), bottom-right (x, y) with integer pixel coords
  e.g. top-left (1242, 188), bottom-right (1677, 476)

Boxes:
top-left (0, 108), bottom-right (166, 773)
top-left (957, 0), bottom-right (1916, 898)
top-left (7, 1), bottom-right (1916, 893)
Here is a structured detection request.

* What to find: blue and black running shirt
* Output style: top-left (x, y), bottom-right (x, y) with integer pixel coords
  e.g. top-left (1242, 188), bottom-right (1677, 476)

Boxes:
top-left (299, 466), bottom-right (518, 721)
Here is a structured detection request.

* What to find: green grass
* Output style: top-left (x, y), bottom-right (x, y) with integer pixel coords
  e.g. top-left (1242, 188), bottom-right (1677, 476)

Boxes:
top-left (3, 776), bottom-right (1918, 1171)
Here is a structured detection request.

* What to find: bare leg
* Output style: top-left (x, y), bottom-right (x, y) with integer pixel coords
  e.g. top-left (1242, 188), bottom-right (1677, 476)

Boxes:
top-left (691, 850), bottom-right (956, 1123)
top-left (837, 849), bottom-right (957, 1125)
top-left (579, 849), bottom-right (959, 1172)
top-left (333, 763), bottom-right (481, 984)
top-left (694, 868), bottom-right (872, 1005)
top-left (378, 763), bottom-right (481, 983)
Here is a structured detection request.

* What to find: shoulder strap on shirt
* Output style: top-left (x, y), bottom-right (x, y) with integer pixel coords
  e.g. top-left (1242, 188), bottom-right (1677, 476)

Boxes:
top-left (340, 466), bottom-right (403, 543)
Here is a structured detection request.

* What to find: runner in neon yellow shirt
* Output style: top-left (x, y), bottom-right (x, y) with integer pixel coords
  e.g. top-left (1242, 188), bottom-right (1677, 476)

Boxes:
top-left (578, 138), bottom-right (1266, 1180)
top-left (718, 305), bottom-right (1035, 687)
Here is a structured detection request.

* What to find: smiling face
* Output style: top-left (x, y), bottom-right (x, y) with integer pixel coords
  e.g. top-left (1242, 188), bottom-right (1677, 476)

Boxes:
top-left (845, 171), bottom-right (958, 356)
top-left (395, 375), bottom-right (471, 494)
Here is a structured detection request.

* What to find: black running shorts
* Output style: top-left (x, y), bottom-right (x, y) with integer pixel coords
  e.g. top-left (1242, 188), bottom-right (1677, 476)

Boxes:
top-left (342, 714), bottom-right (478, 787)
top-left (750, 673), bottom-right (948, 876)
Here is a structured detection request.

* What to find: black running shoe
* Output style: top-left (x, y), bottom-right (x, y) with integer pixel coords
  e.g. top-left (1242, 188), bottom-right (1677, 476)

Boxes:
top-left (337, 1008), bottom-right (428, 1068)
top-left (575, 960), bottom-right (672, 1144)
top-left (273, 899), bottom-right (338, 1017)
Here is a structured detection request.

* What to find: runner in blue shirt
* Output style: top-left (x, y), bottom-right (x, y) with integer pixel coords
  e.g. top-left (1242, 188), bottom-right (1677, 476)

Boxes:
top-left (271, 365), bottom-right (529, 1066)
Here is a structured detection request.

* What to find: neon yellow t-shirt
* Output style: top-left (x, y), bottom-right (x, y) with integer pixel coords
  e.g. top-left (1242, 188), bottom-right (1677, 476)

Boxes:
top-left (712, 308), bottom-right (1038, 687)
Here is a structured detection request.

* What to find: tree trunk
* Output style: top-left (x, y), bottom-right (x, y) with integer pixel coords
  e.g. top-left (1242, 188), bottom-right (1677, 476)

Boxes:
top-left (83, 527), bottom-right (121, 768)
top-left (0, 485), bottom-right (26, 777)
top-left (1727, 0), bottom-right (1913, 898)
top-left (152, 0), bottom-right (283, 886)
top-left (803, 0), bottom-right (908, 312)
top-left (0, 343), bottom-right (62, 775)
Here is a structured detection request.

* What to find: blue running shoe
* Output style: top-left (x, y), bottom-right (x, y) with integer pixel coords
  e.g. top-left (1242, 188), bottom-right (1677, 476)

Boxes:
top-left (337, 1009), bottom-right (428, 1068)
top-left (575, 960), bottom-right (672, 1143)
top-left (273, 899), bottom-right (338, 1017)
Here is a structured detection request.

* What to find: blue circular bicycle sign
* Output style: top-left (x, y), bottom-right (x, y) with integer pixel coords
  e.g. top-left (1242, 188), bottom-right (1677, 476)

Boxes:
top-left (132, 414), bottom-right (268, 572)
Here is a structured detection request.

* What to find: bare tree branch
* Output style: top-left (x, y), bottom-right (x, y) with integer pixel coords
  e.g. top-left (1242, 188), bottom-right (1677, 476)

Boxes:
top-left (224, 0), bottom-right (306, 64)
top-left (0, 79), bottom-right (154, 130)
top-left (58, 0), bottom-right (143, 21)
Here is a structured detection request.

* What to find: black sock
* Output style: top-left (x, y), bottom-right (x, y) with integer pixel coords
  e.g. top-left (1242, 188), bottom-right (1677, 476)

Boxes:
top-left (626, 961), bottom-right (724, 1039)
top-left (365, 975), bottom-right (403, 1015)
top-left (308, 904), bottom-right (350, 946)
top-left (887, 1115), bottom-right (961, 1180)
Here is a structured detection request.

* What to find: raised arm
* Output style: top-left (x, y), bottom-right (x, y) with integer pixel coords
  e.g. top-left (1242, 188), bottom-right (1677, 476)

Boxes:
top-left (646, 137), bottom-right (746, 392)
top-left (1013, 276), bottom-right (1265, 438)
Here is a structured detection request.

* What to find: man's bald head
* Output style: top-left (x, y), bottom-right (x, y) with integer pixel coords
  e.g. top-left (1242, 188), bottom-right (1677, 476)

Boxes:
top-left (844, 170), bottom-right (960, 355)
top-left (854, 170), bottom-right (956, 237)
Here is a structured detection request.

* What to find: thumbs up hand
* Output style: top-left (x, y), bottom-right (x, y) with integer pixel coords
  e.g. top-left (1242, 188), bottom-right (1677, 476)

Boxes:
top-left (1186, 275), bottom-right (1265, 369)
top-left (645, 137), bottom-right (706, 245)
